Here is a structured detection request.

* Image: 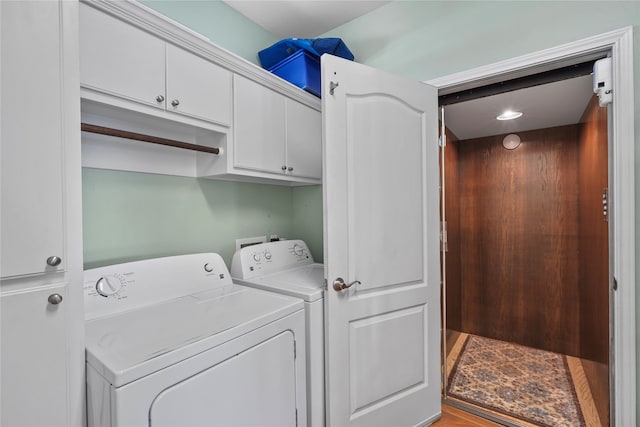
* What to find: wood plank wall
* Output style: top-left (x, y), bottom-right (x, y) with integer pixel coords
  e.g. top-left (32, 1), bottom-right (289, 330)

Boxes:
top-left (444, 111), bottom-right (610, 362)
top-left (577, 95), bottom-right (610, 426)
top-left (578, 95), bottom-right (609, 363)
top-left (450, 125), bottom-right (582, 356)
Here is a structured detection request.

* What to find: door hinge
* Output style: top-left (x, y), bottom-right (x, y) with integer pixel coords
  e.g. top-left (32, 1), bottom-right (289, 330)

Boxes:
top-left (613, 276), bottom-right (618, 291)
top-left (439, 105), bottom-right (447, 147)
top-left (329, 81), bottom-right (339, 95)
top-left (295, 408), bottom-right (298, 427)
top-left (602, 188), bottom-right (609, 221)
top-left (440, 221), bottom-right (448, 252)
top-left (294, 340), bottom-right (297, 359)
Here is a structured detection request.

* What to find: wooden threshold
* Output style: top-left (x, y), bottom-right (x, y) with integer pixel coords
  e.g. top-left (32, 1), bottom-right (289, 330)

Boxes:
top-left (432, 403), bottom-right (502, 427)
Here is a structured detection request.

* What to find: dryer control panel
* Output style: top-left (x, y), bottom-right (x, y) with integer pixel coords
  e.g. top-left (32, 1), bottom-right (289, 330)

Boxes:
top-left (230, 240), bottom-right (314, 280)
top-left (84, 253), bottom-right (232, 320)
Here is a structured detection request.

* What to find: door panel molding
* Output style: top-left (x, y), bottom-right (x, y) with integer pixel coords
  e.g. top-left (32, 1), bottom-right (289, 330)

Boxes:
top-left (349, 305), bottom-right (427, 416)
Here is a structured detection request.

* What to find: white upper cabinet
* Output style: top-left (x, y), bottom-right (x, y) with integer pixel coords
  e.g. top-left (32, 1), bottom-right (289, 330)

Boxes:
top-left (286, 99), bottom-right (322, 180)
top-left (79, 2), bottom-right (231, 126)
top-left (233, 75), bottom-right (287, 175)
top-left (78, 0), bottom-right (321, 185)
top-left (166, 44), bottom-right (231, 124)
top-left (79, 3), bottom-right (165, 110)
top-left (1, 0), bottom-right (65, 278)
top-left (231, 75), bottom-right (321, 182)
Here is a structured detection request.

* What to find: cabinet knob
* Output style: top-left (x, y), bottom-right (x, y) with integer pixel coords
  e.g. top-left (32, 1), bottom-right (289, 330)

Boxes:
top-left (46, 256), bottom-right (62, 267)
top-left (156, 95), bottom-right (165, 103)
top-left (288, 166), bottom-right (294, 172)
top-left (171, 99), bottom-right (180, 107)
top-left (47, 294), bottom-right (63, 305)
top-left (281, 165), bottom-right (287, 171)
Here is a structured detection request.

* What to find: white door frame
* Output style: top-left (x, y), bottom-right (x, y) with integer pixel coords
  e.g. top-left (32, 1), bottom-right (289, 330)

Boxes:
top-left (428, 26), bottom-right (635, 426)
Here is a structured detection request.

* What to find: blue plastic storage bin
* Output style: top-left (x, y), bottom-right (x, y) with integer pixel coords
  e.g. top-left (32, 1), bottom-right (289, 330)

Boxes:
top-left (259, 38), bottom-right (316, 70)
top-left (268, 49), bottom-right (321, 98)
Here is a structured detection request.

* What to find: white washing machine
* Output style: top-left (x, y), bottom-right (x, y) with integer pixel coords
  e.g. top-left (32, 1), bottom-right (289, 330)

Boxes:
top-left (231, 240), bottom-right (325, 427)
top-left (84, 252), bottom-right (307, 427)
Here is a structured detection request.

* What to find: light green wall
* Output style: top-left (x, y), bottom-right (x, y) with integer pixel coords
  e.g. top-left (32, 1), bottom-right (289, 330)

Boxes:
top-left (140, 0), bottom-right (278, 65)
top-left (321, 1), bottom-right (640, 82)
top-left (83, 169), bottom-right (294, 268)
top-left (292, 185), bottom-right (324, 262)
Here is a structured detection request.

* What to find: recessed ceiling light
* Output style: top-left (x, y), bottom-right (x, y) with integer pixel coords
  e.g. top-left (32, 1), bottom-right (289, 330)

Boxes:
top-left (496, 110), bottom-right (523, 121)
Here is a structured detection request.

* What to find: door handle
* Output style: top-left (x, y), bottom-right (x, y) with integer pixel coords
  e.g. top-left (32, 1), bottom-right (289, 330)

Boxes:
top-left (333, 277), bottom-right (360, 292)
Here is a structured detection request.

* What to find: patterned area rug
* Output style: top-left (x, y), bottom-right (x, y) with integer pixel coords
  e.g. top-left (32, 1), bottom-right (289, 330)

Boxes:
top-left (447, 334), bottom-right (585, 427)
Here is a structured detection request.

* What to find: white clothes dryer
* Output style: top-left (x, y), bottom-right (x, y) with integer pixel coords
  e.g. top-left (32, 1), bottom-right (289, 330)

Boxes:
top-left (231, 240), bottom-right (324, 427)
top-left (84, 253), bottom-right (307, 427)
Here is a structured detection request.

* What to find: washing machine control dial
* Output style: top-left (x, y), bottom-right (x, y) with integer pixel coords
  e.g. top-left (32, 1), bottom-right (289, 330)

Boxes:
top-left (253, 253), bottom-right (261, 262)
top-left (95, 275), bottom-right (124, 297)
top-left (264, 250), bottom-right (272, 260)
top-left (293, 244), bottom-right (304, 256)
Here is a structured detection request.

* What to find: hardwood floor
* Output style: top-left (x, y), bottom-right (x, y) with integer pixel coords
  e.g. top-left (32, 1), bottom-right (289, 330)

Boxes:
top-left (432, 404), bottom-right (502, 426)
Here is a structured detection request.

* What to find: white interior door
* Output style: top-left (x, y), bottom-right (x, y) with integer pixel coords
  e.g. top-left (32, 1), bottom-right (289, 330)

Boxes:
top-left (322, 55), bottom-right (440, 427)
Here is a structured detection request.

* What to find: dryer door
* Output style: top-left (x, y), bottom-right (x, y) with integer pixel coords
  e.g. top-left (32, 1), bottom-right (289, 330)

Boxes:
top-left (149, 331), bottom-right (297, 427)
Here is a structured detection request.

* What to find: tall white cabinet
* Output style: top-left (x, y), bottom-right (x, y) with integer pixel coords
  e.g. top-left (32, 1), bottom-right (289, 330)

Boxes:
top-left (0, 1), bottom-right (83, 426)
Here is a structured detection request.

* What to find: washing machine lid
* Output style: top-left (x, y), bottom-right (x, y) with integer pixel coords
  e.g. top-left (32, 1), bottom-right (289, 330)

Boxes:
top-left (85, 284), bottom-right (303, 387)
top-left (235, 263), bottom-right (325, 302)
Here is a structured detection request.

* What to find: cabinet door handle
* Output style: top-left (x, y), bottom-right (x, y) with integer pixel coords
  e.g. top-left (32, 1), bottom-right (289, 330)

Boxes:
top-left (156, 95), bottom-right (165, 103)
top-left (288, 166), bottom-right (294, 172)
top-left (171, 99), bottom-right (180, 107)
top-left (281, 165), bottom-right (287, 172)
top-left (47, 294), bottom-right (63, 305)
top-left (46, 256), bottom-right (62, 267)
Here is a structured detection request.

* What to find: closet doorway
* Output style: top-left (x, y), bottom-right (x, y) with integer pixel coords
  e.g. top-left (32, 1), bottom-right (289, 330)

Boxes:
top-left (432, 27), bottom-right (635, 426)
top-left (440, 66), bottom-right (610, 427)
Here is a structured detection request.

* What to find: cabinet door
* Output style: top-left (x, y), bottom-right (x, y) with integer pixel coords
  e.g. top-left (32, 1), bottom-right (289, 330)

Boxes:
top-left (233, 75), bottom-right (286, 174)
top-left (1, 284), bottom-right (69, 427)
top-left (166, 44), bottom-right (232, 125)
top-left (79, 2), bottom-right (165, 108)
top-left (1, 0), bottom-right (65, 278)
top-left (286, 100), bottom-right (322, 179)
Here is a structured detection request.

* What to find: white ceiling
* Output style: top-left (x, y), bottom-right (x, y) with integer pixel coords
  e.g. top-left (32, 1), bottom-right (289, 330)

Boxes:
top-left (444, 75), bottom-right (595, 140)
top-left (223, 1), bottom-right (391, 38)
top-left (224, 1), bottom-right (595, 140)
